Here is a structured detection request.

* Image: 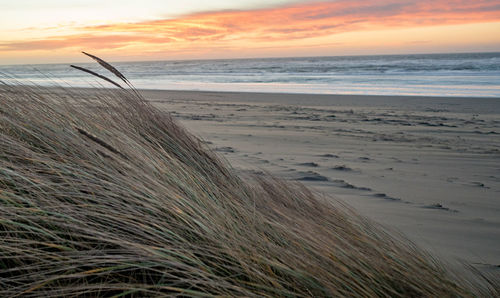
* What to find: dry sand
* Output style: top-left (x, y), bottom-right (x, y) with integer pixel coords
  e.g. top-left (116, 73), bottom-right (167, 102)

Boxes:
top-left (141, 89), bottom-right (500, 272)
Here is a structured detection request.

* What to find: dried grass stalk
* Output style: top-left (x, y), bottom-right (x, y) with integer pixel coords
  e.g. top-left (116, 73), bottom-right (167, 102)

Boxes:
top-left (0, 56), bottom-right (497, 297)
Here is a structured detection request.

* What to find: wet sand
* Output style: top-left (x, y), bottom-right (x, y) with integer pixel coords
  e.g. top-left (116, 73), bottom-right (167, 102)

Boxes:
top-left (142, 89), bottom-right (500, 271)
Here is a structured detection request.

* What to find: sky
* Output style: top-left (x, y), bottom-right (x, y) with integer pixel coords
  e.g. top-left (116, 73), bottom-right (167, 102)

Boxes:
top-left (1, 0), bottom-right (500, 64)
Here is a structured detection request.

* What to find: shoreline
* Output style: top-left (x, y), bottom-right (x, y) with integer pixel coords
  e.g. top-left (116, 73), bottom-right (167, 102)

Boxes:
top-left (140, 88), bottom-right (500, 100)
top-left (139, 89), bottom-right (500, 115)
top-left (2, 51), bottom-right (499, 98)
top-left (5, 84), bottom-right (500, 104)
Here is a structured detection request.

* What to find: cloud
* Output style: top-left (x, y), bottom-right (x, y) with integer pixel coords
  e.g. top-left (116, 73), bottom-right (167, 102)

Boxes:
top-left (1, 0), bottom-right (499, 52)
top-left (0, 35), bottom-right (145, 51)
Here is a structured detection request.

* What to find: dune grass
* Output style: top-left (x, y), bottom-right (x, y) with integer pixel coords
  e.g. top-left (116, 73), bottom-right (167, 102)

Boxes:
top-left (0, 58), bottom-right (497, 297)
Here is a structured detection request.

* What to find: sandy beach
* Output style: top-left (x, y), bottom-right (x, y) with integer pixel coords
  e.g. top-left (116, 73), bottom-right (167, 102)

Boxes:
top-left (141, 89), bottom-right (500, 270)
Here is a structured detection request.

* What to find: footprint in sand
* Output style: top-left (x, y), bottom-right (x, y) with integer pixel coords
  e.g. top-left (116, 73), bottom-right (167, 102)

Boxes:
top-left (332, 179), bottom-right (371, 191)
top-left (372, 193), bottom-right (402, 202)
top-left (332, 165), bottom-right (354, 172)
top-left (296, 162), bottom-right (319, 167)
top-left (215, 146), bottom-right (236, 153)
top-left (296, 171), bottom-right (329, 182)
top-left (319, 154), bottom-right (339, 158)
top-left (422, 203), bottom-right (458, 213)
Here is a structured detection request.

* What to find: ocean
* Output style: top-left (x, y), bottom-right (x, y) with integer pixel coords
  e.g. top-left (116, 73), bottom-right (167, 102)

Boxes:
top-left (1, 52), bottom-right (499, 97)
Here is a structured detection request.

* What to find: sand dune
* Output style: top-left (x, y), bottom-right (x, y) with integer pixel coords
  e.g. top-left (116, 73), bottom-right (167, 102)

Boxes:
top-left (143, 89), bottom-right (500, 271)
top-left (5, 82), bottom-right (499, 296)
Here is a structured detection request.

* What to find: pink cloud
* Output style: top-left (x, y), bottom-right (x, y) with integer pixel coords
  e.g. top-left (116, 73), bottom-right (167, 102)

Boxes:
top-left (1, 0), bottom-right (499, 52)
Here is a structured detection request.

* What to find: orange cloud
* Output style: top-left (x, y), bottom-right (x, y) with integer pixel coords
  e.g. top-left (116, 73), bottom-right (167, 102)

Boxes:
top-left (1, 0), bottom-right (499, 59)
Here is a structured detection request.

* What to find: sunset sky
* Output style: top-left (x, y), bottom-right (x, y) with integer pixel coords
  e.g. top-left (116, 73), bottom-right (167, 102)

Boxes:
top-left (1, 0), bottom-right (499, 64)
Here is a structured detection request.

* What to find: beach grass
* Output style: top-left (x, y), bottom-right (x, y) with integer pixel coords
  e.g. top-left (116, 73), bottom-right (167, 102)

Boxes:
top-left (0, 58), bottom-right (498, 297)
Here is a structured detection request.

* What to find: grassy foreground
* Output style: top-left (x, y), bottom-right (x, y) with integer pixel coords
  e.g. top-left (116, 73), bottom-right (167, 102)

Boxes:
top-left (0, 59), bottom-right (497, 297)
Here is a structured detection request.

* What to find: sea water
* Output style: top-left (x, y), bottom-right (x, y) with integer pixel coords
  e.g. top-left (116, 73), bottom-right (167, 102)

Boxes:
top-left (1, 52), bottom-right (499, 97)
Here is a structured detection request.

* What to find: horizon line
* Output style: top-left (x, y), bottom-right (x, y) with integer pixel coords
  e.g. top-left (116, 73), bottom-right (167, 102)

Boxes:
top-left (1, 50), bottom-right (499, 67)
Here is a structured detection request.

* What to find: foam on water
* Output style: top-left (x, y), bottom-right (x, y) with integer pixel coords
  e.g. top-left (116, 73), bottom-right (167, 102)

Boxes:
top-left (1, 52), bottom-right (499, 97)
